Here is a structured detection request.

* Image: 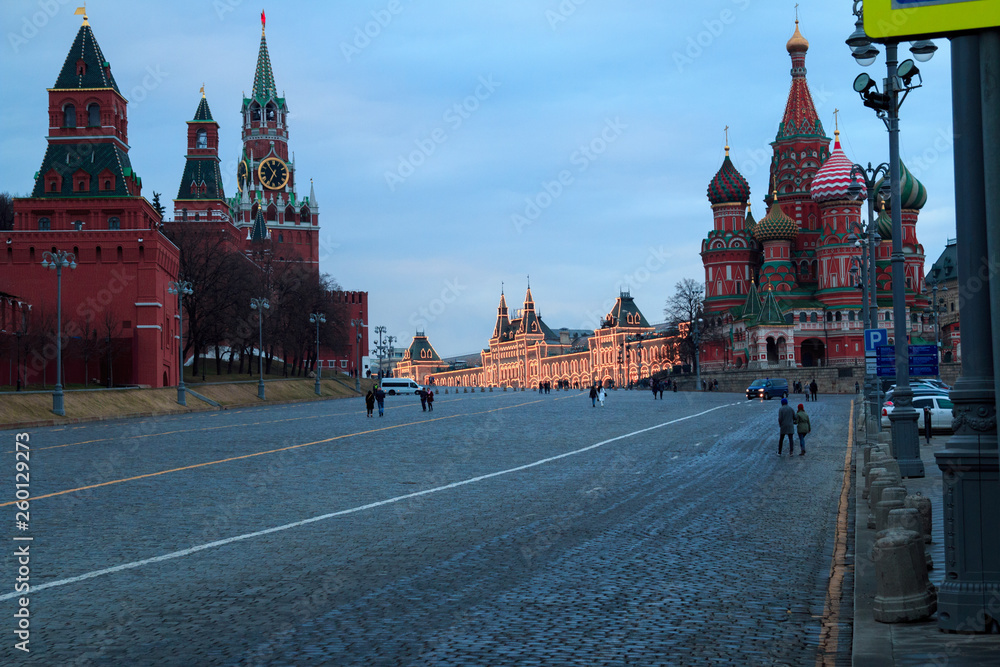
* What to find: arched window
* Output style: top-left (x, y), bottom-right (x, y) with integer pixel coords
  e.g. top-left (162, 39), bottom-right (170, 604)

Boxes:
top-left (265, 102), bottom-right (277, 121)
top-left (848, 311), bottom-right (856, 322)
top-left (64, 104), bottom-right (76, 128)
top-left (250, 103), bottom-right (261, 122)
top-left (278, 233), bottom-right (283, 243)
top-left (103, 180), bottom-right (111, 190)
top-left (799, 312), bottom-right (807, 323)
top-left (196, 129), bottom-right (207, 148)
top-left (826, 312), bottom-right (833, 322)
top-left (95, 246), bottom-right (102, 263)
top-left (835, 312), bottom-right (843, 322)
top-left (107, 217), bottom-right (120, 230)
top-left (810, 312), bottom-right (818, 323)
top-left (38, 217), bottom-right (51, 231)
top-left (87, 103), bottom-right (100, 127)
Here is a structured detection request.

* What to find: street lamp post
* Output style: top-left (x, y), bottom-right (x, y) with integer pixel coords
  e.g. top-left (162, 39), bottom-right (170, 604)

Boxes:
top-left (929, 282), bottom-right (947, 380)
top-left (351, 315), bottom-right (366, 392)
top-left (167, 280), bottom-right (193, 406)
top-left (693, 317), bottom-right (704, 391)
top-left (250, 297), bottom-right (269, 400)
top-left (372, 325), bottom-right (387, 378)
top-left (386, 335), bottom-right (396, 377)
top-left (848, 0), bottom-right (935, 477)
top-left (41, 250), bottom-right (76, 416)
top-left (309, 312), bottom-right (326, 396)
top-left (848, 164), bottom-right (888, 429)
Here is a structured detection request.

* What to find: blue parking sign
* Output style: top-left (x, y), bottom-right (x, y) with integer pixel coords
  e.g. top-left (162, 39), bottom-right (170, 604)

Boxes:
top-left (865, 329), bottom-right (889, 352)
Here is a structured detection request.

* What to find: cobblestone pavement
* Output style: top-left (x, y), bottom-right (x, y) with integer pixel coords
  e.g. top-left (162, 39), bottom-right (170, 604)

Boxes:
top-left (1, 390), bottom-right (854, 665)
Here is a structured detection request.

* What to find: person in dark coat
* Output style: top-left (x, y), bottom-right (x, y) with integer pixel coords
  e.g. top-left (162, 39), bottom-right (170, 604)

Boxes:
top-left (809, 379), bottom-right (818, 402)
top-left (796, 403), bottom-right (811, 456)
top-left (589, 384), bottom-right (598, 407)
top-left (426, 389), bottom-right (434, 411)
top-left (365, 389), bottom-right (375, 418)
top-left (651, 379), bottom-right (659, 399)
top-left (778, 398), bottom-right (797, 456)
top-left (419, 388), bottom-right (427, 412)
top-left (375, 386), bottom-right (386, 417)
top-left (923, 405), bottom-right (933, 444)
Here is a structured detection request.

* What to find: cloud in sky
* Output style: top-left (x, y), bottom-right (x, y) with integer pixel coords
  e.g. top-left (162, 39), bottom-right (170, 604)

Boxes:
top-left (0, 0), bottom-right (957, 357)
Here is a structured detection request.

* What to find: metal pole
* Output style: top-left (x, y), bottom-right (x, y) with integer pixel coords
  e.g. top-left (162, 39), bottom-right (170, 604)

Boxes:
top-left (934, 32), bottom-right (999, 633)
top-left (53, 262), bottom-right (65, 416)
top-left (315, 318), bottom-right (321, 396)
top-left (694, 319), bottom-right (701, 391)
top-left (177, 287), bottom-right (186, 406)
top-left (933, 283), bottom-right (941, 381)
top-left (15, 332), bottom-right (21, 392)
top-left (884, 41), bottom-right (923, 477)
top-left (258, 311), bottom-right (265, 400)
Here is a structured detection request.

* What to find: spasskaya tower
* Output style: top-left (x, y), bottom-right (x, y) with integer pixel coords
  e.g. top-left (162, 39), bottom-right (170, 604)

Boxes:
top-left (230, 10), bottom-right (320, 264)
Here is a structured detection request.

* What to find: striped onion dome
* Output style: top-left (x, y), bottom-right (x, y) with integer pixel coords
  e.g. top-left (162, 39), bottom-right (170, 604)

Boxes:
top-left (811, 132), bottom-right (865, 203)
top-left (753, 196), bottom-right (799, 243)
top-left (707, 150), bottom-right (750, 205)
top-left (875, 161), bottom-right (928, 210)
top-left (876, 207), bottom-right (893, 240)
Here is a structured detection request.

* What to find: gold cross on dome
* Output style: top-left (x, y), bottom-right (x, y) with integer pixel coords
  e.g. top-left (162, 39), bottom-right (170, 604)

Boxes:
top-left (834, 108), bottom-right (840, 132)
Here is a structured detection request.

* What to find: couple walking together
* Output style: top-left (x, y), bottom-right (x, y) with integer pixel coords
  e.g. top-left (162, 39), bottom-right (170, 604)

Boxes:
top-left (778, 398), bottom-right (811, 456)
top-left (589, 384), bottom-right (607, 407)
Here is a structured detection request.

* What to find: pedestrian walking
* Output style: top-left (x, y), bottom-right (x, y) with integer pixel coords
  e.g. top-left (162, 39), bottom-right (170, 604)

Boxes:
top-left (426, 389), bottom-right (434, 411)
top-left (598, 386), bottom-right (606, 407)
top-left (796, 403), bottom-right (811, 455)
top-left (855, 381), bottom-right (860, 394)
top-left (589, 384), bottom-right (598, 407)
top-left (658, 382), bottom-right (664, 399)
top-left (365, 389), bottom-right (375, 418)
top-left (375, 385), bottom-right (386, 417)
top-left (651, 379), bottom-right (659, 400)
top-left (809, 379), bottom-right (818, 402)
top-left (673, 381), bottom-right (678, 393)
top-left (714, 379), bottom-right (719, 391)
top-left (419, 388), bottom-right (427, 411)
top-left (778, 397), bottom-right (796, 456)
top-left (923, 405), bottom-right (933, 444)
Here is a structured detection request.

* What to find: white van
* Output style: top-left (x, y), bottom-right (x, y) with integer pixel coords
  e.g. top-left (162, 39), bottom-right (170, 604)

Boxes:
top-left (379, 378), bottom-right (423, 396)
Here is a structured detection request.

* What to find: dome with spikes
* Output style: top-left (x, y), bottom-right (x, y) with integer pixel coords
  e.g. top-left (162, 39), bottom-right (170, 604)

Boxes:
top-left (744, 205), bottom-right (757, 233)
top-left (811, 133), bottom-right (865, 203)
top-left (753, 199), bottom-right (799, 243)
top-left (786, 20), bottom-right (809, 53)
top-left (875, 162), bottom-right (928, 210)
top-left (707, 153), bottom-right (750, 205)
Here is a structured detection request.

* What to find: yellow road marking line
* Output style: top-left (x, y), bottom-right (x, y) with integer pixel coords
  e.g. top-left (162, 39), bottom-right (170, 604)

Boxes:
top-left (0, 398), bottom-right (545, 507)
top-left (816, 399), bottom-right (854, 665)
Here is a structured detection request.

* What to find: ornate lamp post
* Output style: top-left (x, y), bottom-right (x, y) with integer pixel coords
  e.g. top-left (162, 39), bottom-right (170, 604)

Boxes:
top-left (167, 280), bottom-right (193, 406)
top-left (848, 169), bottom-right (887, 429)
top-left (250, 297), bottom-right (269, 400)
top-left (372, 325), bottom-right (387, 378)
top-left (386, 335), bottom-right (396, 377)
top-left (693, 317), bottom-right (704, 391)
top-left (351, 315), bottom-right (366, 392)
top-left (41, 250), bottom-right (76, 416)
top-left (309, 312), bottom-right (326, 396)
top-left (848, 0), bottom-right (936, 477)
top-left (926, 282), bottom-right (947, 380)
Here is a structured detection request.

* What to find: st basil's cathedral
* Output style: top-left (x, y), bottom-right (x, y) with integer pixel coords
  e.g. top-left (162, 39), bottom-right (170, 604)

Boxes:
top-left (699, 20), bottom-right (932, 371)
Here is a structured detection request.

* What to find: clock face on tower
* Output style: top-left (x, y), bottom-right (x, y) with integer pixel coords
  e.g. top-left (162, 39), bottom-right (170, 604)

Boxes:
top-left (237, 160), bottom-right (249, 192)
top-left (258, 156), bottom-right (289, 190)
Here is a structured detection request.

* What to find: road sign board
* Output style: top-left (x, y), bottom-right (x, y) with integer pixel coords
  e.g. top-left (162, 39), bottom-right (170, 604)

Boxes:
top-left (908, 355), bottom-right (939, 365)
top-left (866, 360), bottom-right (879, 375)
top-left (865, 329), bottom-right (890, 352)
top-left (909, 344), bottom-right (938, 356)
top-left (863, 0), bottom-right (1000, 41)
top-left (910, 365), bottom-right (939, 377)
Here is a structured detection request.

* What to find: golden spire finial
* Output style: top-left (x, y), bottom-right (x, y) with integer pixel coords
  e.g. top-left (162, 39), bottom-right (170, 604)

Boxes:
top-left (795, 3), bottom-right (799, 23)
top-left (200, 83), bottom-right (205, 98)
top-left (74, 4), bottom-right (89, 26)
top-left (834, 108), bottom-right (840, 137)
top-left (724, 125), bottom-right (730, 156)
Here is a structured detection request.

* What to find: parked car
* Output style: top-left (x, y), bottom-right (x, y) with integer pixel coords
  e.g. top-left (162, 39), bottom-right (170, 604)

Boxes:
top-left (746, 378), bottom-right (789, 400)
top-left (882, 394), bottom-right (954, 431)
top-left (379, 378), bottom-right (424, 395)
top-left (883, 385), bottom-right (947, 404)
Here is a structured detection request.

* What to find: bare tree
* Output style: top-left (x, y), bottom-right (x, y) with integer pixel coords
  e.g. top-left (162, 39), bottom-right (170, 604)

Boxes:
top-left (664, 278), bottom-right (705, 327)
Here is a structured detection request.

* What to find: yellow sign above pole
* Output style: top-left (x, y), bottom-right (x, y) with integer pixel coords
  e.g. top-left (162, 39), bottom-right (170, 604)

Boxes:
top-left (864, 0), bottom-right (1000, 40)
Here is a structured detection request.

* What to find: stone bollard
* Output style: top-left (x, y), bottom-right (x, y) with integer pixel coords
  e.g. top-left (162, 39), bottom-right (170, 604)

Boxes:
top-left (489, 387), bottom-right (493, 392)
top-left (872, 528), bottom-right (936, 622)
top-left (865, 466), bottom-right (888, 501)
top-left (503, 386), bottom-right (507, 392)
top-left (869, 474), bottom-right (901, 529)
top-left (481, 387), bottom-right (485, 392)
top-left (904, 494), bottom-right (932, 544)
top-left (875, 487), bottom-right (907, 531)
top-left (521, 387), bottom-right (525, 391)
top-left (883, 508), bottom-right (933, 571)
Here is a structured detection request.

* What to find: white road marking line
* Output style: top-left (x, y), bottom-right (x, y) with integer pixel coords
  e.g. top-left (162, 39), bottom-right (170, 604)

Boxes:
top-left (1, 402), bottom-right (739, 601)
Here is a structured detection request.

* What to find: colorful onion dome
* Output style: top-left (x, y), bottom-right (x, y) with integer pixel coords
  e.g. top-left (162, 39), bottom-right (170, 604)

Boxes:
top-left (811, 132), bottom-right (865, 203)
top-left (876, 206), bottom-right (893, 240)
top-left (875, 161), bottom-right (928, 210)
top-left (753, 195), bottom-right (799, 243)
top-left (744, 203), bottom-right (756, 232)
top-left (786, 19), bottom-right (809, 53)
top-left (707, 148), bottom-right (750, 205)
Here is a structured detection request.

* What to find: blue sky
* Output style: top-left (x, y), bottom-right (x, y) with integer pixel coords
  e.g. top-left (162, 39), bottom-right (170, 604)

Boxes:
top-left (0, 1), bottom-right (957, 357)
